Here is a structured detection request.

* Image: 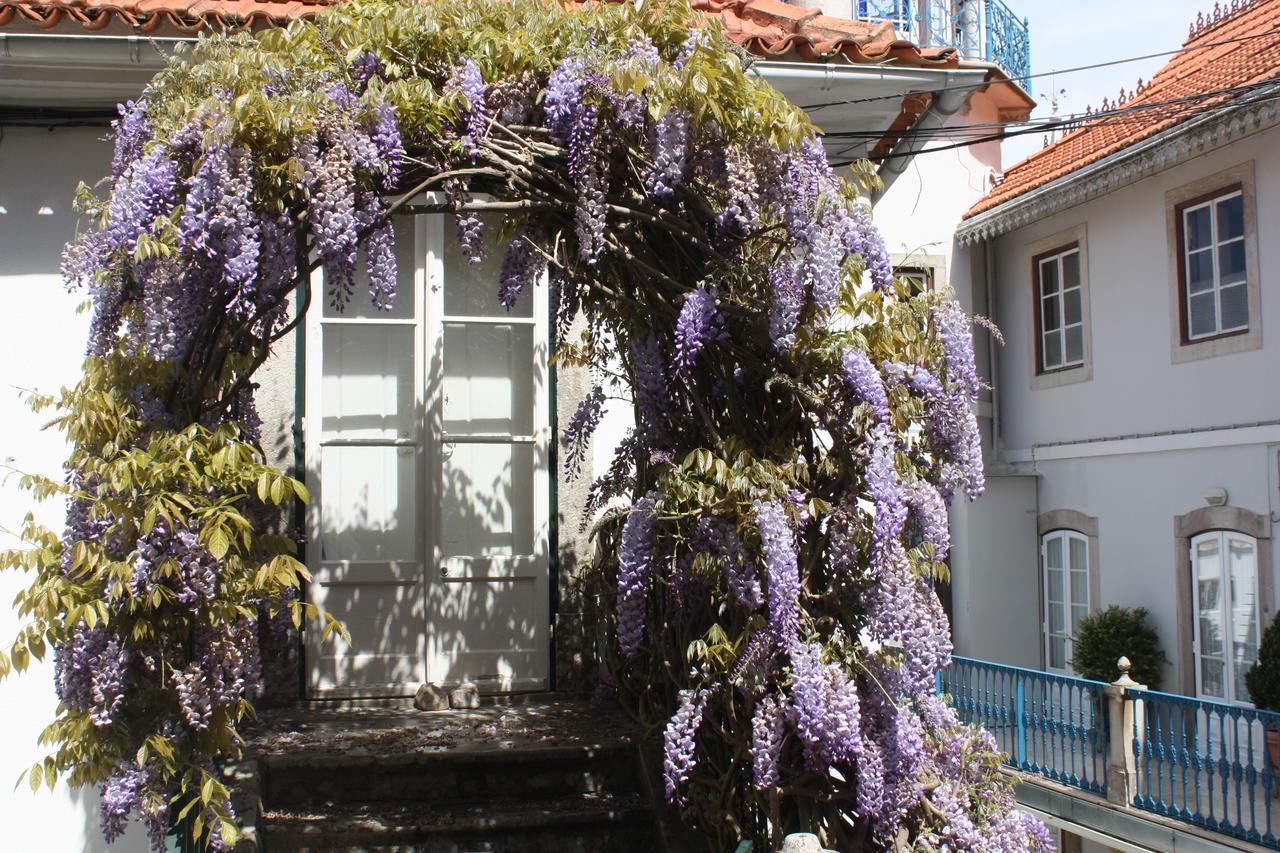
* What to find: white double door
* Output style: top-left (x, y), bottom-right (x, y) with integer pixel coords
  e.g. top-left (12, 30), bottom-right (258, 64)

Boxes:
top-left (305, 214), bottom-right (551, 698)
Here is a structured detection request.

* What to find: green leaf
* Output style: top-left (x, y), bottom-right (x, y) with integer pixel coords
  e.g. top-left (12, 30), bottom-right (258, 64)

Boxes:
top-left (201, 773), bottom-right (215, 804)
top-left (207, 527), bottom-right (230, 561)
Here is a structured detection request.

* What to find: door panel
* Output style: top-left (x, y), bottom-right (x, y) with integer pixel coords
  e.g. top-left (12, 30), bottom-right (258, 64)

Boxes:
top-left (306, 216), bottom-right (427, 698)
top-left (426, 213), bottom-right (550, 692)
top-left (306, 212), bottom-right (550, 697)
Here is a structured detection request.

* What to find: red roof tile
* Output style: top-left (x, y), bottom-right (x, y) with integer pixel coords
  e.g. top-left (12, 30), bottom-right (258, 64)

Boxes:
top-left (0, 0), bottom-right (963, 67)
top-left (966, 0), bottom-right (1280, 219)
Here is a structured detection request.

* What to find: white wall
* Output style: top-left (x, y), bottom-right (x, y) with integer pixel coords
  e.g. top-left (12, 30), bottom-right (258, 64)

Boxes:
top-left (1035, 443), bottom-right (1277, 690)
top-left (0, 126), bottom-right (149, 851)
top-left (874, 93), bottom-right (1005, 309)
top-left (949, 474), bottom-right (1042, 667)
top-left (959, 124), bottom-right (1280, 683)
top-left (991, 125), bottom-right (1280, 451)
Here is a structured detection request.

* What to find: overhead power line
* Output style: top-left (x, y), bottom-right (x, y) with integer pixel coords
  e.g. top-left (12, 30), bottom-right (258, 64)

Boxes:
top-left (800, 25), bottom-right (1280, 113)
top-left (824, 78), bottom-right (1280, 144)
top-left (828, 82), bottom-right (1280, 168)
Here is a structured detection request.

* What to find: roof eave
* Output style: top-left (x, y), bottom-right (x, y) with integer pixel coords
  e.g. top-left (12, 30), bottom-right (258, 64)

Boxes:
top-left (956, 87), bottom-right (1280, 246)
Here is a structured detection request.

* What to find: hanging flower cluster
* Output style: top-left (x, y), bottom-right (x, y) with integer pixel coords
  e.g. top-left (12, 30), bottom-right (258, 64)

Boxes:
top-left (1, 1), bottom-right (1044, 850)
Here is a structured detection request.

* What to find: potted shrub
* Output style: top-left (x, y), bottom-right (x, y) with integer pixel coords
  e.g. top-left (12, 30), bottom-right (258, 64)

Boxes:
top-left (1071, 606), bottom-right (1168, 690)
top-left (1244, 613), bottom-right (1280, 777)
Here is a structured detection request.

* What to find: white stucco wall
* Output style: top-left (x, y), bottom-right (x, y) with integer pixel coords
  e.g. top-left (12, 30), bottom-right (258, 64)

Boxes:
top-left (0, 127), bottom-right (149, 850)
top-left (874, 94), bottom-right (1005, 310)
top-left (991, 125), bottom-right (1280, 452)
top-left (955, 124), bottom-right (1280, 684)
top-left (1034, 443), bottom-right (1277, 689)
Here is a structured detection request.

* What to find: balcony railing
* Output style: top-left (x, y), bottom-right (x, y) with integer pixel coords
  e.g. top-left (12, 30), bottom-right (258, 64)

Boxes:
top-left (1132, 688), bottom-right (1280, 847)
top-left (939, 656), bottom-right (1108, 795)
top-left (940, 655), bottom-right (1280, 850)
top-left (855, 0), bottom-right (1031, 81)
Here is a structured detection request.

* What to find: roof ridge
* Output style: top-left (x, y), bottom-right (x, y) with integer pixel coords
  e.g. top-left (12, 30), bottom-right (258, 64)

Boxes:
top-left (1185, 0), bottom-right (1272, 46)
top-left (973, 0), bottom-right (1280, 217)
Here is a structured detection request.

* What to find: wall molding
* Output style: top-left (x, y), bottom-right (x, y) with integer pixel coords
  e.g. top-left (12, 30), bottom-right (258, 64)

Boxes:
top-left (1003, 423), bottom-right (1280, 463)
top-left (957, 89), bottom-right (1280, 245)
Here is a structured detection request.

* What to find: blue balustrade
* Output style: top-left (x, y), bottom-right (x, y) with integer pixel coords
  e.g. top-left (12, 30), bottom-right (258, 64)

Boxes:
top-left (1130, 688), bottom-right (1280, 848)
top-left (853, 0), bottom-right (1030, 82)
top-left (940, 656), bottom-right (1108, 795)
top-left (982, 0), bottom-right (1030, 81)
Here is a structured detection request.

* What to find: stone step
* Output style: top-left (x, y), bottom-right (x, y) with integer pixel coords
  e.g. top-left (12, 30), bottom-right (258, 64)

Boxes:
top-left (261, 742), bottom-right (643, 808)
top-left (259, 792), bottom-right (657, 852)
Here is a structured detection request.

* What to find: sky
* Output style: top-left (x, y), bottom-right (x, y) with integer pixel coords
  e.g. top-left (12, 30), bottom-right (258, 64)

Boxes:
top-left (1000, 0), bottom-right (1221, 166)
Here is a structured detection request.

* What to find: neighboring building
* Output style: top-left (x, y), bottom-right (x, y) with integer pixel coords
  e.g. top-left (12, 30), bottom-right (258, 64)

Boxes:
top-left (0, 0), bottom-right (1032, 848)
top-left (947, 1), bottom-right (1280, 849)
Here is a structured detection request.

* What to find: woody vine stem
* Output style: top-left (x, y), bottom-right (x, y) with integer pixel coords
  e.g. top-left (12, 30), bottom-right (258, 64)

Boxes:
top-left (2, 1), bottom-right (1047, 850)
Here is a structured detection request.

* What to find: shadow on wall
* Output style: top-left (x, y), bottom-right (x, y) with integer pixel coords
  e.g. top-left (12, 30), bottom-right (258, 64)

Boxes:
top-left (304, 255), bottom-right (556, 696)
top-left (0, 125), bottom-right (162, 851)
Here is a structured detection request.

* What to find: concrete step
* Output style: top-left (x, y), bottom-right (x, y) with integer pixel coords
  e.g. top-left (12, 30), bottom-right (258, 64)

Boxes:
top-left (259, 792), bottom-right (656, 852)
top-left (261, 742), bottom-right (642, 808)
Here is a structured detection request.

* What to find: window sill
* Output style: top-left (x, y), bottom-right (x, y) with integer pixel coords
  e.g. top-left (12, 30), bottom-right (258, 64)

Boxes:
top-left (1172, 325), bottom-right (1260, 364)
top-left (1030, 361), bottom-right (1092, 391)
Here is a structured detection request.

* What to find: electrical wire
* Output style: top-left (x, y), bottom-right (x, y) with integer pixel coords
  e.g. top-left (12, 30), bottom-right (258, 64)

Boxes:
top-left (822, 77), bottom-right (1280, 143)
top-left (830, 83), bottom-right (1280, 167)
top-left (800, 24), bottom-right (1280, 112)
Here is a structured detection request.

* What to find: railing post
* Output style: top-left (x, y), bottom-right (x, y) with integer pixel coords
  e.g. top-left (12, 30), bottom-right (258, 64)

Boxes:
top-left (1104, 656), bottom-right (1147, 806)
top-left (1016, 676), bottom-right (1027, 768)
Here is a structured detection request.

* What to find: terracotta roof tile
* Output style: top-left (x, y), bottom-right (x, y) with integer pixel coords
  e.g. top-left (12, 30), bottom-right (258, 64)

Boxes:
top-left (966, 0), bottom-right (1280, 219)
top-left (0, 0), bottom-right (963, 69)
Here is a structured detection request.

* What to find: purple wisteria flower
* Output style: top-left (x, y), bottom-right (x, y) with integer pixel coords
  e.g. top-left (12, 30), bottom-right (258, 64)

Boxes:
top-left (905, 479), bottom-right (950, 560)
top-left (371, 101), bottom-right (403, 191)
top-left (750, 693), bottom-right (784, 788)
top-left (356, 192), bottom-right (397, 311)
top-left (111, 100), bottom-right (151, 179)
top-left (617, 492), bottom-right (658, 658)
top-left (787, 641), bottom-right (862, 770)
top-left (562, 387), bottom-right (605, 479)
top-left (842, 349), bottom-right (890, 426)
top-left (768, 262), bottom-right (804, 353)
top-left (933, 300), bottom-right (980, 400)
top-left (672, 286), bottom-right (718, 375)
top-left (54, 624), bottom-right (129, 728)
top-left (645, 109), bottom-right (690, 201)
top-left (546, 57), bottom-right (607, 263)
top-left (100, 762), bottom-right (146, 843)
top-left (350, 51), bottom-right (385, 91)
top-left (448, 59), bottom-right (489, 154)
top-left (866, 427), bottom-right (906, 575)
top-left (693, 517), bottom-right (762, 612)
top-left (498, 228), bottom-right (545, 309)
top-left (755, 499), bottom-right (799, 651)
top-left (663, 685), bottom-right (708, 804)
top-left (629, 335), bottom-right (668, 440)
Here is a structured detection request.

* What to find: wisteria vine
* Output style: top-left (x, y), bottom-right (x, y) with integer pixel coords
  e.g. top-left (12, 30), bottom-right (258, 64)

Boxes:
top-left (1, 1), bottom-right (1047, 850)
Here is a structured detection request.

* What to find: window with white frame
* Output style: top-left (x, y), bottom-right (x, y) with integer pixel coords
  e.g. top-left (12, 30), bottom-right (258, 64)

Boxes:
top-left (894, 265), bottom-right (934, 295)
top-left (1042, 529), bottom-right (1090, 672)
top-left (1192, 530), bottom-right (1259, 705)
top-left (1178, 188), bottom-right (1248, 342)
top-left (1033, 245), bottom-right (1084, 373)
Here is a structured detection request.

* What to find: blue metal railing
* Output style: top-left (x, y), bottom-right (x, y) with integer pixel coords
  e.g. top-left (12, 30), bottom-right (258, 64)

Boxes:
top-left (854, 0), bottom-right (1030, 82)
top-left (940, 656), bottom-right (1108, 795)
top-left (982, 0), bottom-right (1030, 81)
top-left (1130, 688), bottom-right (1280, 848)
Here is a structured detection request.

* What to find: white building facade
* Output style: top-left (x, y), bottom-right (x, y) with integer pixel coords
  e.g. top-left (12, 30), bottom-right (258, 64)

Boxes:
top-left (953, 93), bottom-right (1280, 699)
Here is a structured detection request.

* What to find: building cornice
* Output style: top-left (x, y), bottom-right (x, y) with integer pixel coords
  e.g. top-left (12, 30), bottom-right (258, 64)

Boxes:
top-left (956, 86), bottom-right (1280, 245)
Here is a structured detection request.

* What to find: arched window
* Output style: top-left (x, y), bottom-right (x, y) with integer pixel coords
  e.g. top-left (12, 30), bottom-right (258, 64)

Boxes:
top-left (1191, 530), bottom-right (1260, 705)
top-left (1042, 529), bottom-right (1090, 673)
top-left (1175, 505), bottom-right (1272, 701)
